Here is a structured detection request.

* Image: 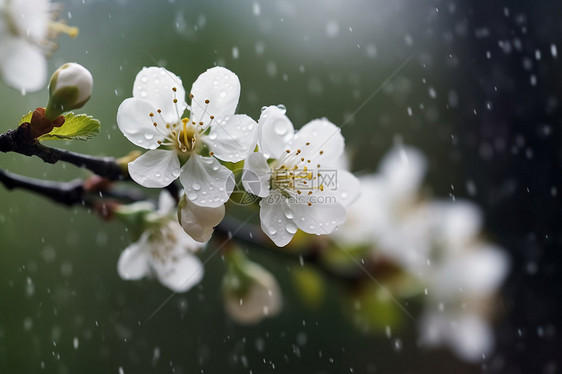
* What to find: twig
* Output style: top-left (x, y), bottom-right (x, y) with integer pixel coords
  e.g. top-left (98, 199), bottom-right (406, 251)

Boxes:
top-left (0, 168), bottom-right (86, 206)
top-left (0, 124), bottom-right (125, 180)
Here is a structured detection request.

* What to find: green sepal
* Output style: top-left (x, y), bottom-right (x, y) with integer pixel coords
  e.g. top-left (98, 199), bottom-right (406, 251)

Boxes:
top-left (37, 112), bottom-right (100, 141)
top-left (18, 111), bottom-right (33, 125)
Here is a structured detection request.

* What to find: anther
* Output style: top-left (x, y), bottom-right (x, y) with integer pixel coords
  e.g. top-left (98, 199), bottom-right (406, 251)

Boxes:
top-left (307, 202), bottom-right (312, 206)
top-left (205, 99), bottom-right (210, 104)
top-left (286, 150), bottom-right (290, 153)
top-left (199, 122), bottom-right (204, 126)
top-left (153, 122), bottom-right (158, 127)
top-left (172, 87), bottom-right (177, 92)
top-left (173, 99), bottom-right (178, 103)
top-left (157, 109), bottom-right (162, 113)
top-left (149, 112), bottom-right (154, 117)
top-left (319, 150), bottom-right (324, 155)
top-left (297, 190), bottom-right (301, 194)
top-left (209, 151), bottom-right (214, 156)
top-left (308, 191), bottom-right (312, 195)
top-left (301, 158), bottom-right (305, 162)
top-left (306, 142), bottom-right (310, 146)
top-left (190, 93), bottom-right (194, 99)
top-left (210, 115), bottom-right (215, 119)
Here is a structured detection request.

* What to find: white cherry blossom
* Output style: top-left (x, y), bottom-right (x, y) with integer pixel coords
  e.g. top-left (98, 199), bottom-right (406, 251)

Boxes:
top-left (117, 191), bottom-right (205, 292)
top-left (0, 0), bottom-right (78, 93)
top-left (117, 66), bottom-right (257, 209)
top-left (242, 105), bottom-right (359, 247)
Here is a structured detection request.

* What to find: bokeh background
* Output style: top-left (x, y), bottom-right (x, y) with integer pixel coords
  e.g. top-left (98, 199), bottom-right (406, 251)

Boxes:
top-left (1, 0), bottom-right (561, 372)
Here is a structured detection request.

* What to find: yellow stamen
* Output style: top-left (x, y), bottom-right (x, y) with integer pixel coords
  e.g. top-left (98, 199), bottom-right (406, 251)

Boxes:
top-left (49, 22), bottom-right (79, 38)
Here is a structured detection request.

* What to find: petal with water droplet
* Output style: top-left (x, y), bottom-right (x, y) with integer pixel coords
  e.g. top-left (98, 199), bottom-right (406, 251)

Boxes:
top-left (128, 149), bottom-right (180, 188)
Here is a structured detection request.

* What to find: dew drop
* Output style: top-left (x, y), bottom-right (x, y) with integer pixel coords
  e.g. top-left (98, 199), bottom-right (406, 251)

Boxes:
top-left (187, 193), bottom-right (198, 201)
top-left (208, 132), bottom-right (217, 140)
top-left (145, 133), bottom-right (154, 140)
top-left (140, 90), bottom-right (148, 98)
top-left (284, 210), bottom-right (294, 219)
top-left (220, 91), bottom-right (226, 98)
top-left (261, 106), bottom-right (268, 113)
top-left (285, 223), bottom-right (297, 234)
top-left (276, 104), bottom-right (287, 113)
top-left (192, 183), bottom-right (201, 191)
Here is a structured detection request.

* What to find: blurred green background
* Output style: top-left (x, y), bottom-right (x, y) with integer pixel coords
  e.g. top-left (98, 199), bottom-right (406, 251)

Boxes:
top-left (1, 0), bottom-right (561, 373)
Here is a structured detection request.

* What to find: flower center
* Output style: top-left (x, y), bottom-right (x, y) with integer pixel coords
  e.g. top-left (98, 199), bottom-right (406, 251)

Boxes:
top-left (150, 87), bottom-right (216, 155)
top-left (270, 143), bottom-right (325, 206)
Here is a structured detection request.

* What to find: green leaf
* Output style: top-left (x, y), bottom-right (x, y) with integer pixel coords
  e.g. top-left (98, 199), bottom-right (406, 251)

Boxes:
top-left (38, 112), bottom-right (100, 141)
top-left (18, 111), bottom-right (33, 125)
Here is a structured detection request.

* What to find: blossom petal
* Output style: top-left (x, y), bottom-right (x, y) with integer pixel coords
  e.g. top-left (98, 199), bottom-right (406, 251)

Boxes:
top-left (133, 66), bottom-right (187, 124)
top-left (260, 192), bottom-right (295, 247)
top-left (1, 39), bottom-right (46, 93)
top-left (117, 234), bottom-right (150, 280)
top-left (289, 118), bottom-right (345, 168)
top-left (128, 149), bottom-right (180, 188)
top-left (242, 152), bottom-right (270, 198)
top-left (224, 263), bottom-right (282, 324)
top-left (152, 252), bottom-right (204, 293)
top-left (10, 0), bottom-right (49, 40)
top-left (432, 245), bottom-right (509, 298)
top-left (333, 169), bottom-right (360, 207)
top-left (448, 314), bottom-right (493, 363)
top-left (190, 66), bottom-right (240, 129)
top-left (179, 155), bottom-right (234, 208)
top-left (379, 145), bottom-right (427, 201)
top-left (291, 198), bottom-right (346, 236)
top-left (178, 195), bottom-right (225, 242)
top-left (430, 200), bottom-right (483, 250)
top-left (205, 114), bottom-right (258, 162)
top-left (117, 97), bottom-right (166, 149)
top-left (258, 106), bottom-right (294, 158)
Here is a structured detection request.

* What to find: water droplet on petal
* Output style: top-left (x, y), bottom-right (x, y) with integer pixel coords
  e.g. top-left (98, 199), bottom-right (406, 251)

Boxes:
top-left (187, 193), bottom-right (198, 201)
top-left (261, 106), bottom-right (268, 113)
top-left (269, 228), bottom-right (278, 235)
top-left (284, 210), bottom-right (294, 219)
top-left (276, 104), bottom-right (286, 113)
top-left (140, 90), bottom-right (148, 98)
top-left (285, 223), bottom-right (297, 234)
top-left (144, 133), bottom-right (154, 140)
top-left (192, 183), bottom-right (201, 191)
top-left (208, 132), bottom-right (217, 140)
top-left (274, 119), bottom-right (289, 135)
top-left (220, 91), bottom-right (226, 98)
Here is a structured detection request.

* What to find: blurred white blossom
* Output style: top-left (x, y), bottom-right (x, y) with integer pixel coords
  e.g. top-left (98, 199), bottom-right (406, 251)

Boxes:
top-left (0, 0), bottom-right (78, 93)
top-left (117, 191), bottom-right (205, 292)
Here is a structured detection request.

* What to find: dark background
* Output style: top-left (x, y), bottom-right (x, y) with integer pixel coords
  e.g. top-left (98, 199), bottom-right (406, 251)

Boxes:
top-left (0, 0), bottom-right (560, 372)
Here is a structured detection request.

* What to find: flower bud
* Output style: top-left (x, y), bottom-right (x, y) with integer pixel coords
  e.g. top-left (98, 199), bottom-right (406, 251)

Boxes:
top-left (45, 63), bottom-right (93, 120)
top-left (223, 249), bottom-right (282, 324)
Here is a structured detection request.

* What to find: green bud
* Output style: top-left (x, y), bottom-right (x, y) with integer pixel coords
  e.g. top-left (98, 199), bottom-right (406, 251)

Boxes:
top-left (45, 63), bottom-right (93, 120)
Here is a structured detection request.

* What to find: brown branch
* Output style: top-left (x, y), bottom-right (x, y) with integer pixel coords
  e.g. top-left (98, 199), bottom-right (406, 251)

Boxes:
top-left (0, 124), bottom-right (125, 180)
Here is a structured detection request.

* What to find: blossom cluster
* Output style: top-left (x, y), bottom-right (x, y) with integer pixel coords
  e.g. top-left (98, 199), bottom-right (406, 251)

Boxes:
top-left (336, 146), bottom-right (509, 362)
top-left (115, 65), bottom-right (359, 322)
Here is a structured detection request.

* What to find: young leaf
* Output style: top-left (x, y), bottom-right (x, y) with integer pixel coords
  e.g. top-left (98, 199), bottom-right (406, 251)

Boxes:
top-left (18, 111), bottom-right (33, 125)
top-left (38, 112), bottom-right (100, 141)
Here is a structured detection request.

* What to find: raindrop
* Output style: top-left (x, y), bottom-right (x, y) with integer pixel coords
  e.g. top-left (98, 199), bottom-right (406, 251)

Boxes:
top-left (192, 183), bottom-right (201, 191)
top-left (140, 90), bottom-right (148, 98)
top-left (276, 104), bottom-right (287, 112)
top-left (220, 91), bottom-right (226, 98)
top-left (187, 193), bottom-right (198, 201)
top-left (208, 132), bottom-right (217, 140)
top-left (285, 223), bottom-right (297, 234)
top-left (274, 120), bottom-right (288, 135)
top-left (284, 210), bottom-right (294, 219)
top-left (261, 106), bottom-right (268, 113)
top-left (145, 133), bottom-right (154, 140)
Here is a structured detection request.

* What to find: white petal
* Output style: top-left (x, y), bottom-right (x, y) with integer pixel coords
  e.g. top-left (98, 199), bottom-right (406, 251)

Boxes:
top-left (379, 145), bottom-right (427, 201)
top-left (178, 196), bottom-right (225, 242)
top-left (1, 39), bottom-right (46, 93)
top-left (430, 200), bottom-right (483, 250)
top-left (152, 252), bottom-right (204, 293)
top-left (189, 66), bottom-right (240, 129)
top-left (333, 169), bottom-right (360, 207)
top-left (10, 0), bottom-right (49, 40)
top-left (157, 190), bottom-right (176, 215)
top-left (448, 314), bottom-right (493, 362)
top-left (133, 67), bottom-right (186, 124)
top-left (205, 114), bottom-right (258, 162)
top-left (128, 149), bottom-right (180, 188)
top-left (258, 106), bottom-right (294, 158)
top-left (291, 197), bottom-right (346, 236)
top-left (179, 155), bottom-right (235, 208)
top-left (259, 192), bottom-right (296, 247)
top-left (242, 152), bottom-right (271, 198)
top-left (117, 234), bottom-right (150, 280)
top-left (432, 245), bottom-right (509, 298)
top-left (225, 263), bottom-right (282, 324)
top-left (289, 118), bottom-right (345, 167)
top-left (117, 98), bottom-right (166, 149)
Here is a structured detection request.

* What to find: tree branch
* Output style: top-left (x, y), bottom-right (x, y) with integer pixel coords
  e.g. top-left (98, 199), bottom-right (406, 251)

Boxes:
top-left (0, 124), bottom-right (125, 180)
top-left (0, 168), bottom-right (86, 206)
